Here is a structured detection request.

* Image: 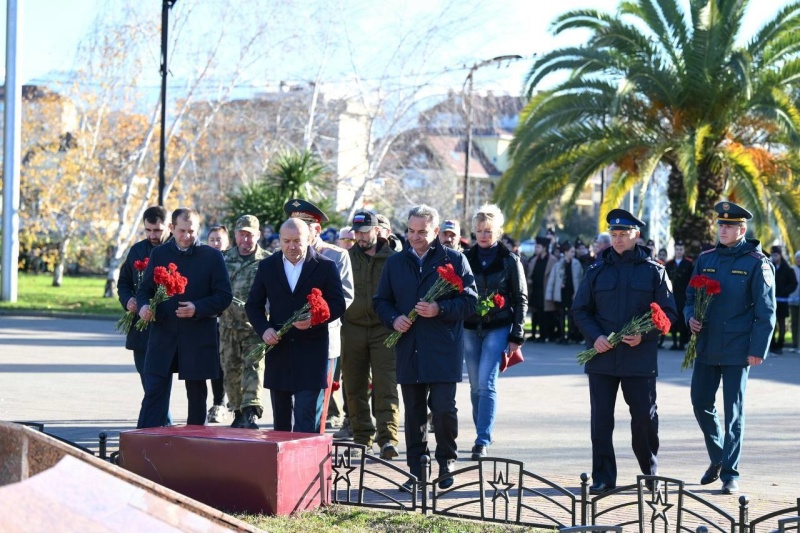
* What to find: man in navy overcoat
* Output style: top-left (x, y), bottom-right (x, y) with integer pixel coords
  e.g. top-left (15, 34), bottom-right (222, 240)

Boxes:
top-left (136, 207), bottom-right (233, 428)
top-left (246, 218), bottom-right (346, 433)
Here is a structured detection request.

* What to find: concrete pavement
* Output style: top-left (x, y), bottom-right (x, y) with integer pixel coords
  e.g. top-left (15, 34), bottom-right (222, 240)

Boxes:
top-left (1, 314), bottom-right (799, 519)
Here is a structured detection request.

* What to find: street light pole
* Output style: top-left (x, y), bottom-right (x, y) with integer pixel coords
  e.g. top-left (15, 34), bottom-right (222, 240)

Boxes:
top-left (461, 54), bottom-right (522, 223)
top-left (158, 0), bottom-right (177, 207)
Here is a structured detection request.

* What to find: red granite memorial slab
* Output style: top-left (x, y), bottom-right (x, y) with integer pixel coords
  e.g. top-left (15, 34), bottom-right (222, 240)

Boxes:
top-left (119, 426), bottom-right (332, 515)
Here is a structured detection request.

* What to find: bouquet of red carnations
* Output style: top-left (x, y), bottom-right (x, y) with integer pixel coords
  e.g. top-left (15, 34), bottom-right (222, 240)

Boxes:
top-left (384, 263), bottom-right (464, 348)
top-left (681, 275), bottom-right (722, 370)
top-left (115, 258), bottom-right (149, 334)
top-left (577, 302), bottom-right (671, 365)
top-left (477, 292), bottom-right (505, 317)
top-left (134, 262), bottom-right (188, 331)
top-left (244, 288), bottom-right (331, 365)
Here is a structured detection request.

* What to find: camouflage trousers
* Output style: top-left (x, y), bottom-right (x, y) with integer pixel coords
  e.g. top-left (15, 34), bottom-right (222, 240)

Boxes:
top-left (220, 327), bottom-right (265, 417)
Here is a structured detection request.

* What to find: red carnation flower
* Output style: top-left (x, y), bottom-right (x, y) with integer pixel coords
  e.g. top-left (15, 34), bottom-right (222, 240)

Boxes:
top-left (133, 258), bottom-right (149, 271)
top-left (649, 302), bottom-right (671, 336)
top-left (153, 266), bottom-right (170, 285)
top-left (689, 274), bottom-right (710, 289)
top-left (493, 293), bottom-right (505, 309)
top-left (706, 279), bottom-right (721, 295)
top-left (307, 288), bottom-right (331, 325)
top-left (331, 381), bottom-right (340, 392)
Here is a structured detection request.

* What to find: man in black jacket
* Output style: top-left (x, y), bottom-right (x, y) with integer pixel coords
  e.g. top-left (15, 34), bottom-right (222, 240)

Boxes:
top-left (770, 245), bottom-right (798, 354)
top-left (374, 204), bottom-right (478, 491)
top-left (665, 240), bottom-right (693, 350)
top-left (572, 209), bottom-right (678, 495)
top-left (117, 205), bottom-right (172, 425)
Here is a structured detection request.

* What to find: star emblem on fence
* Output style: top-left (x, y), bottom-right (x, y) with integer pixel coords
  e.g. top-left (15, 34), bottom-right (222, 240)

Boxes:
top-left (488, 472), bottom-right (515, 503)
top-left (646, 486), bottom-right (673, 527)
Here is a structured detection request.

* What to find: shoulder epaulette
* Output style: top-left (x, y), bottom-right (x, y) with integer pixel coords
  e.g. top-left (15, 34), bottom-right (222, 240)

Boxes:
top-left (699, 248), bottom-right (716, 256)
top-left (748, 251), bottom-right (767, 260)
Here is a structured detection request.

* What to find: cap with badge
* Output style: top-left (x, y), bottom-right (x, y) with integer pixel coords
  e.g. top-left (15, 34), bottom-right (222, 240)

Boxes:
top-left (606, 208), bottom-right (646, 230)
top-left (234, 215), bottom-right (260, 234)
top-left (441, 219), bottom-right (460, 235)
top-left (714, 201), bottom-right (752, 225)
top-left (283, 198), bottom-right (329, 224)
top-left (351, 211), bottom-right (378, 232)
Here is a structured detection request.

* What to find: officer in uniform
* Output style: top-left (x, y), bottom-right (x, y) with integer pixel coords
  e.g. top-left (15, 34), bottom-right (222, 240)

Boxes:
top-left (284, 199), bottom-right (354, 433)
top-left (220, 215), bottom-right (271, 429)
top-left (572, 209), bottom-right (678, 494)
top-left (685, 201), bottom-right (775, 494)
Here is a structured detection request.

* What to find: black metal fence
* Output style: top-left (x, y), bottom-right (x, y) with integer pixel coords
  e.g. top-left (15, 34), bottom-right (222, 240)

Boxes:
top-left (330, 442), bottom-right (800, 532)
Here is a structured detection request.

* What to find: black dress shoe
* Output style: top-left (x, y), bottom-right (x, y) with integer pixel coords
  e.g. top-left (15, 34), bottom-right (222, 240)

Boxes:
top-left (721, 479), bottom-right (739, 494)
top-left (700, 462), bottom-right (722, 485)
top-left (399, 479), bottom-right (420, 493)
top-left (589, 481), bottom-right (615, 494)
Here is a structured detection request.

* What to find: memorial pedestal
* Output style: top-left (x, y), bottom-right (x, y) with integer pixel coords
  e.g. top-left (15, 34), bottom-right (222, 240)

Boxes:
top-left (120, 426), bottom-right (331, 515)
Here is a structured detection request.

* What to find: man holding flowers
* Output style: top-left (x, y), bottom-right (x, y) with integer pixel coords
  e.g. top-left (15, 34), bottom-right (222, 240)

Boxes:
top-left (245, 218), bottom-right (346, 433)
top-left (136, 208), bottom-right (233, 429)
top-left (685, 201), bottom-right (775, 495)
top-left (374, 204), bottom-right (478, 491)
top-left (572, 209), bottom-right (677, 495)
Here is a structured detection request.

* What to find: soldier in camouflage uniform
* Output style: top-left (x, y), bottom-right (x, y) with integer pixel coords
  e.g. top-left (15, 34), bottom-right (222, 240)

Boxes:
top-left (220, 215), bottom-right (271, 429)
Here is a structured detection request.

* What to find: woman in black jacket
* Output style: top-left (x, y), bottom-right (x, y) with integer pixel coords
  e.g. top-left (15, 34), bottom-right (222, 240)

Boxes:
top-left (463, 204), bottom-right (528, 459)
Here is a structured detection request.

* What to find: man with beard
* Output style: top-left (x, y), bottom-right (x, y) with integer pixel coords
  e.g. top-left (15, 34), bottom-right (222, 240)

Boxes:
top-left (342, 211), bottom-right (400, 459)
top-left (118, 205), bottom-right (172, 425)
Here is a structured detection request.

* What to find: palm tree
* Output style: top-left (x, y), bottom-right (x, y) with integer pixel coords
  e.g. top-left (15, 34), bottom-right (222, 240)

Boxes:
top-left (498, 0), bottom-right (800, 253)
top-left (225, 149), bottom-right (335, 230)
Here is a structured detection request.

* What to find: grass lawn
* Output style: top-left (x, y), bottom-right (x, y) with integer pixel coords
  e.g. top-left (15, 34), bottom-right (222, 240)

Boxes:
top-left (236, 505), bottom-right (542, 532)
top-left (0, 273), bottom-right (119, 316)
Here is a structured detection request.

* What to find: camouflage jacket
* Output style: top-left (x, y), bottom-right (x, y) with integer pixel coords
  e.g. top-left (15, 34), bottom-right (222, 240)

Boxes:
top-left (220, 245), bottom-right (271, 330)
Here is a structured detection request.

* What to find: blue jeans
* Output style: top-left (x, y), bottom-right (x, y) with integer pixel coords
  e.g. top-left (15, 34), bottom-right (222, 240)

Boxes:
top-left (463, 327), bottom-right (506, 446)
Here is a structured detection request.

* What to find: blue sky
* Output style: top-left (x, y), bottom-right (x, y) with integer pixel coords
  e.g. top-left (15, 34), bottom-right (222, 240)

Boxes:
top-left (0, 0), bottom-right (793, 96)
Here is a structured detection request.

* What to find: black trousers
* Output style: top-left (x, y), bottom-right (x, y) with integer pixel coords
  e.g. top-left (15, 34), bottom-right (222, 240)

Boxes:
top-left (400, 382), bottom-right (458, 476)
top-left (137, 373), bottom-right (207, 428)
top-left (588, 373), bottom-right (659, 486)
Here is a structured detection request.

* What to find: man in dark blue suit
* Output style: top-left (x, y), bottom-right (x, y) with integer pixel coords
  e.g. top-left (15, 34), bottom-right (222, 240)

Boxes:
top-left (245, 218), bottom-right (346, 433)
top-left (136, 207), bottom-right (233, 428)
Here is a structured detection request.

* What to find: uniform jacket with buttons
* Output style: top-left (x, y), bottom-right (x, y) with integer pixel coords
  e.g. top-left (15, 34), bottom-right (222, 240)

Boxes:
top-left (684, 239), bottom-right (776, 364)
top-left (373, 238), bottom-right (478, 384)
top-left (572, 245), bottom-right (678, 377)
top-left (245, 246), bottom-right (345, 391)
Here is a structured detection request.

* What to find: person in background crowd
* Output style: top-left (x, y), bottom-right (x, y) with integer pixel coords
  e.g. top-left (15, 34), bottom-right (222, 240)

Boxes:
top-left (337, 226), bottom-right (356, 250)
top-left (686, 201), bottom-right (775, 495)
top-left (376, 214), bottom-right (404, 252)
top-left (790, 251), bottom-right (800, 353)
top-left (245, 218), bottom-right (346, 433)
top-left (770, 245), bottom-right (798, 355)
top-left (118, 206), bottom-right (172, 426)
top-left (462, 204), bottom-right (527, 459)
top-left (576, 238), bottom-right (593, 269)
top-left (342, 210), bottom-right (401, 459)
top-left (657, 248), bottom-right (668, 264)
top-left (572, 208), bottom-right (677, 495)
top-left (220, 215), bottom-right (271, 429)
top-left (665, 240), bottom-right (693, 351)
top-left (592, 233), bottom-right (611, 262)
top-left (439, 219), bottom-right (462, 251)
top-left (527, 236), bottom-right (557, 342)
top-left (206, 224), bottom-right (230, 423)
top-left (546, 242), bottom-right (583, 344)
top-left (137, 207), bottom-right (233, 428)
top-left (374, 204), bottom-right (478, 492)
top-left (284, 199), bottom-right (354, 433)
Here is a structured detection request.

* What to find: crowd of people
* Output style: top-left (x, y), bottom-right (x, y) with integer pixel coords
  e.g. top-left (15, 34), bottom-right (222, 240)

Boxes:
top-left (118, 198), bottom-right (791, 495)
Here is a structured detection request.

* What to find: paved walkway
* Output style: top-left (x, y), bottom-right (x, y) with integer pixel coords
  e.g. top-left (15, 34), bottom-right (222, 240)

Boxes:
top-left (1, 315), bottom-right (799, 522)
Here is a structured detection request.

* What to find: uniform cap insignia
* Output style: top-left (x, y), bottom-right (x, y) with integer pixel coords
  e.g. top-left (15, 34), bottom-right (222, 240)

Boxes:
top-left (292, 200), bottom-right (301, 207)
top-left (723, 213), bottom-right (728, 218)
top-left (615, 218), bottom-right (620, 223)
top-left (722, 202), bottom-right (730, 211)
